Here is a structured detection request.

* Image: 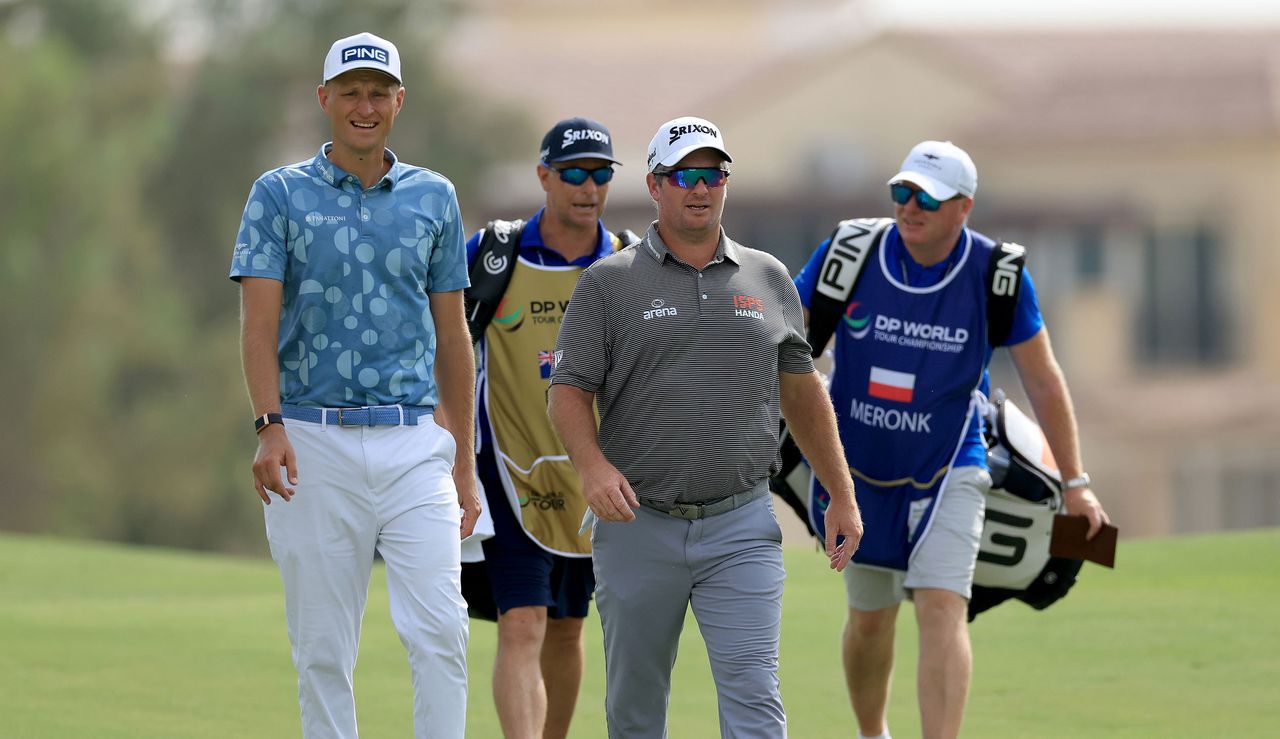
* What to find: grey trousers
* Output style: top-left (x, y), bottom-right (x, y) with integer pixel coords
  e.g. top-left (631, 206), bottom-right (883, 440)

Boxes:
top-left (592, 493), bottom-right (787, 739)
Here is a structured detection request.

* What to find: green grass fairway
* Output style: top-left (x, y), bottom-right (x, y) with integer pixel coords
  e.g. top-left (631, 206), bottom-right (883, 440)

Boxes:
top-left (2, 529), bottom-right (1278, 737)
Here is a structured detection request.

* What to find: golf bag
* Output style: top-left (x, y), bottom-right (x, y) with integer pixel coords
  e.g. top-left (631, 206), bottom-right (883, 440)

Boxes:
top-left (768, 389), bottom-right (1082, 621)
top-left (968, 388), bottom-right (1082, 620)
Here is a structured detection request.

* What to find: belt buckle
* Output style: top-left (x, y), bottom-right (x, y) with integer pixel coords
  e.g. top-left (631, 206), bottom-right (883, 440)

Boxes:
top-left (672, 503), bottom-right (702, 520)
top-left (336, 407), bottom-right (364, 427)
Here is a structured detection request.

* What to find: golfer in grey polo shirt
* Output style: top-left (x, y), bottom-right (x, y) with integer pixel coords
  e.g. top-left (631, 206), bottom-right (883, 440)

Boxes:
top-left (549, 116), bottom-right (864, 739)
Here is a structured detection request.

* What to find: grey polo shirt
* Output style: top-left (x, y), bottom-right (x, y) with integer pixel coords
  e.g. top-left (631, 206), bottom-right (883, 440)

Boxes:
top-left (551, 223), bottom-right (815, 506)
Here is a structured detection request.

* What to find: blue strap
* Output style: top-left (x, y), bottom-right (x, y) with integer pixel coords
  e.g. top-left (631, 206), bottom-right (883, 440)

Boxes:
top-left (280, 404), bottom-right (431, 427)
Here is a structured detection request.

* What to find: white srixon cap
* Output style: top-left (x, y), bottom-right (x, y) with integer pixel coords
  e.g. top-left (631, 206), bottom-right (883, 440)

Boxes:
top-left (646, 116), bottom-right (732, 172)
top-left (323, 32), bottom-right (402, 85)
top-left (887, 140), bottom-right (977, 200)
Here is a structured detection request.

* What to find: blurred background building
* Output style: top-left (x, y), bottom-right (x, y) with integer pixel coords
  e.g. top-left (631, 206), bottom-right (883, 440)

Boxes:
top-left (446, 1), bottom-right (1280, 539)
top-left (2, 0), bottom-right (1278, 551)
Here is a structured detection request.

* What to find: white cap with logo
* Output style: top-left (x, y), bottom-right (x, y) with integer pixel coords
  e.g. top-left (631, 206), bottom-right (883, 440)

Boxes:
top-left (888, 140), bottom-right (977, 200)
top-left (646, 116), bottom-right (733, 172)
top-left (323, 32), bottom-right (402, 85)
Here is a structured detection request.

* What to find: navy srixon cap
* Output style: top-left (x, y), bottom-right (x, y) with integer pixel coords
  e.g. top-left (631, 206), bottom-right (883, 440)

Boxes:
top-left (540, 117), bottom-right (621, 165)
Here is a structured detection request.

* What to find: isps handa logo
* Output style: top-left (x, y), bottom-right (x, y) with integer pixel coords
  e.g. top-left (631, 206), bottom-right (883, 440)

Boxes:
top-left (732, 294), bottom-right (765, 320)
top-left (494, 298), bottom-right (524, 332)
top-left (520, 489), bottom-right (567, 511)
top-left (843, 301), bottom-right (871, 339)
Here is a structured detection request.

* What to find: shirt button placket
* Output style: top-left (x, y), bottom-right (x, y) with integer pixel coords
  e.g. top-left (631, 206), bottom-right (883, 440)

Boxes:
top-left (359, 186), bottom-right (369, 238)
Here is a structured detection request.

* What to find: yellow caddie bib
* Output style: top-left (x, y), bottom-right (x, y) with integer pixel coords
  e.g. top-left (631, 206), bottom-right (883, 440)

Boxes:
top-left (484, 258), bottom-right (594, 556)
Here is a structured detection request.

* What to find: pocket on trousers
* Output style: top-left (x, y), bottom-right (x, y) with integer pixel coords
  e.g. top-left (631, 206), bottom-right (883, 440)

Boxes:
top-left (760, 498), bottom-right (784, 544)
top-left (428, 419), bottom-right (458, 467)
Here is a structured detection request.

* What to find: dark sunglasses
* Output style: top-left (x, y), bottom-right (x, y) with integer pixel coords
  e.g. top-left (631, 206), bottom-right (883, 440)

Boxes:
top-left (658, 167), bottom-right (730, 189)
top-left (546, 163), bottom-right (614, 186)
top-left (889, 183), bottom-right (948, 212)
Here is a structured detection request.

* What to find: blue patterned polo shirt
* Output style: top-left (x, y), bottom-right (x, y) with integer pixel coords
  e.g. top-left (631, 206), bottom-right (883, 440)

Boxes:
top-left (229, 144), bottom-right (469, 409)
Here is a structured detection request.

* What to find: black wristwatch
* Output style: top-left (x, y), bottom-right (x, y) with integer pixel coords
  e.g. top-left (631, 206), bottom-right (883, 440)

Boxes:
top-left (254, 412), bottom-right (284, 434)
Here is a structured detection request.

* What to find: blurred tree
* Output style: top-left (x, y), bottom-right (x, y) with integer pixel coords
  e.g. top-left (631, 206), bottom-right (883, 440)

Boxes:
top-left (0, 0), bottom-right (531, 553)
top-left (149, 0), bottom-right (528, 323)
top-left (0, 0), bottom-right (192, 540)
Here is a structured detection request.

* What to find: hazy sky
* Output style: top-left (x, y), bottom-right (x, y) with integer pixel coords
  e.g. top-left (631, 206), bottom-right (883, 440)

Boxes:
top-left (865, 0), bottom-right (1280, 29)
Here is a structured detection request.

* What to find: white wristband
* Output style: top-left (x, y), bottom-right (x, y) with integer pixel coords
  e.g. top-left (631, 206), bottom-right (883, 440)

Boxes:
top-left (1063, 473), bottom-right (1091, 490)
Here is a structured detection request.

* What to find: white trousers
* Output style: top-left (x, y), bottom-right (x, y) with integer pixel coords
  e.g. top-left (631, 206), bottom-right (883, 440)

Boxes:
top-left (264, 417), bottom-right (468, 739)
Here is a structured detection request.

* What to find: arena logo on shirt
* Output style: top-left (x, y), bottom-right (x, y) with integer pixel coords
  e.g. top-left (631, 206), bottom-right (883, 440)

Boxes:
top-left (643, 298), bottom-right (678, 320)
top-left (732, 294), bottom-right (765, 320)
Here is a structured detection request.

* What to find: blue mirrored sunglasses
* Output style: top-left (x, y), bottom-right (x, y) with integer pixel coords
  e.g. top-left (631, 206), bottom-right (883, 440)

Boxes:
top-left (658, 167), bottom-right (730, 189)
top-left (889, 183), bottom-right (945, 212)
top-left (546, 163), bottom-right (614, 186)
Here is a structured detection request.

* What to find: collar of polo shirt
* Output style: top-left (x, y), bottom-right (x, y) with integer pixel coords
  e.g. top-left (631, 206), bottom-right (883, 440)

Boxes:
top-left (642, 223), bottom-right (741, 266)
top-left (316, 143), bottom-right (403, 190)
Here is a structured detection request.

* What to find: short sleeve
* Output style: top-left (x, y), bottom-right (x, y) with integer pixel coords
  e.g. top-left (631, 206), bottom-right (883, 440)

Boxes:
top-left (427, 184), bottom-right (470, 293)
top-left (1003, 268), bottom-right (1045, 346)
top-left (778, 272), bottom-right (816, 374)
top-left (465, 227), bottom-right (484, 267)
top-left (229, 176), bottom-right (288, 282)
top-left (792, 237), bottom-right (832, 310)
top-left (551, 267), bottom-right (609, 392)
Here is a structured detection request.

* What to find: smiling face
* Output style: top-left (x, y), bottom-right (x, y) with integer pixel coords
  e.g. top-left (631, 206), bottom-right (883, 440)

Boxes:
top-left (539, 157), bottom-right (612, 232)
top-left (317, 69), bottom-right (404, 159)
top-left (646, 148), bottom-right (728, 243)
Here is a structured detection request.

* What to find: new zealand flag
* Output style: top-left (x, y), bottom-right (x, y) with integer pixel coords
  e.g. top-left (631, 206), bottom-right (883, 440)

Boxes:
top-left (538, 350), bottom-right (554, 379)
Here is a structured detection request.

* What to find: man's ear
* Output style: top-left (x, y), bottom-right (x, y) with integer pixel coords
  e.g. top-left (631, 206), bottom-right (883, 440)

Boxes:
top-left (646, 173), bottom-right (661, 202)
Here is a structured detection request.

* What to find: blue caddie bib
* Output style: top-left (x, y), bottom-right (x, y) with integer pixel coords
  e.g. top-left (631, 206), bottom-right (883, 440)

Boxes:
top-left (813, 227), bottom-right (991, 570)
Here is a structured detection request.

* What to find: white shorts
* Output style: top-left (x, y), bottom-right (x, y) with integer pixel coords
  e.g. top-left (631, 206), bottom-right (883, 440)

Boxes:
top-left (843, 465), bottom-right (991, 612)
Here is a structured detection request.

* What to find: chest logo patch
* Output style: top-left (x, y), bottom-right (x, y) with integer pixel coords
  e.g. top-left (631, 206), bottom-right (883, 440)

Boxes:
top-left (643, 298), bottom-right (678, 320)
top-left (732, 294), bottom-right (765, 320)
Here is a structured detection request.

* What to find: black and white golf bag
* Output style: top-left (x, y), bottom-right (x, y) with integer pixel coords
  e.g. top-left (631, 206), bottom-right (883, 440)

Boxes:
top-left (768, 388), bottom-right (1083, 621)
top-left (968, 389), bottom-right (1082, 620)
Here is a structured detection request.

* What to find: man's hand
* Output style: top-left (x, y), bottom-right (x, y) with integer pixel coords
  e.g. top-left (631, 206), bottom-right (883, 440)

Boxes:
top-left (252, 425), bottom-right (297, 503)
top-left (580, 459), bottom-right (639, 523)
top-left (823, 493), bottom-right (863, 572)
top-left (1064, 486), bottom-right (1109, 539)
top-left (456, 472), bottom-right (482, 539)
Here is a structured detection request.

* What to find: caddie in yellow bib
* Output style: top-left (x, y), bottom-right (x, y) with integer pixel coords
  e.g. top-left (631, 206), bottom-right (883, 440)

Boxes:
top-left (484, 258), bottom-right (598, 555)
top-left (462, 116), bottom-right (635, 739)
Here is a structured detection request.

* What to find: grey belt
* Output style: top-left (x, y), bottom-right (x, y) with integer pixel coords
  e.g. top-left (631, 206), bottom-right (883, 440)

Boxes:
top-left (280, 404), bottom-right (431, 427)
top-left (641, 485), bottom-right (769, 521)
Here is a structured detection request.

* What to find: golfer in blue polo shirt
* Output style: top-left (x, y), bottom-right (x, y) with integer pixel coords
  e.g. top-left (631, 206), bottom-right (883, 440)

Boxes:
top-left (229, 32), bottom-right (477, 739)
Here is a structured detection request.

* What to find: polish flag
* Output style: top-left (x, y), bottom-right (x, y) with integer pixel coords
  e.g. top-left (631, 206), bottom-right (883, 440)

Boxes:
top-left (868, 367), bottom-right (915, 403)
